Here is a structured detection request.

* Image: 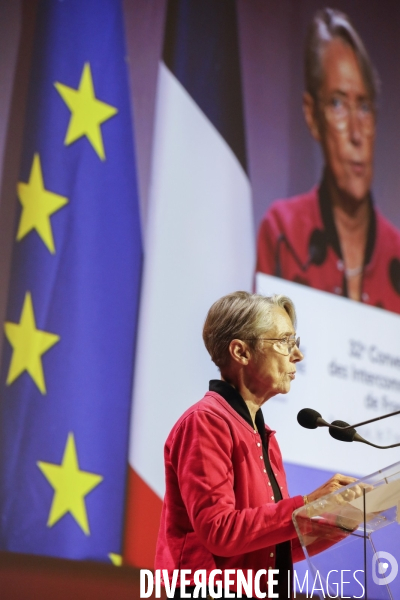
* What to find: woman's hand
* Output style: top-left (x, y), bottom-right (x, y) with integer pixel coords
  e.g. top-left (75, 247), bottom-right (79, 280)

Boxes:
top-left (306, 473), bottom-right (360, 504)
top-left (303, 474), bottom-right (373, 531)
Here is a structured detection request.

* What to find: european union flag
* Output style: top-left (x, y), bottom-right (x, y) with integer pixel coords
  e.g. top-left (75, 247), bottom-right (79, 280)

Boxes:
top-left (0, 0), bottom-right (142, 561)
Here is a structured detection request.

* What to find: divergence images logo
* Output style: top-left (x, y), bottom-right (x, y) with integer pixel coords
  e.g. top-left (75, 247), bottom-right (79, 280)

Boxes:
top-left (372, 551), bottom-right (398, 586)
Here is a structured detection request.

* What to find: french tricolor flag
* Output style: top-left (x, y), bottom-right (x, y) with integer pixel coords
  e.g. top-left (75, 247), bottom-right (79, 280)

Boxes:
top-left (124, 0), bottom-right (254, 568)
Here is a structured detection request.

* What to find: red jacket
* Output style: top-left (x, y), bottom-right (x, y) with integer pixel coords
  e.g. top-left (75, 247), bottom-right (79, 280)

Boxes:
top-left (256, 186), bottom-right (400, 314)
top-left (155, 391), bottom-right (305, 594)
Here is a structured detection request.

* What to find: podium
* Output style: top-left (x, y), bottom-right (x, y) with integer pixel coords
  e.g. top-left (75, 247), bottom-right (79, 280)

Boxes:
top-left (292, 461), bottom-right (400, 599)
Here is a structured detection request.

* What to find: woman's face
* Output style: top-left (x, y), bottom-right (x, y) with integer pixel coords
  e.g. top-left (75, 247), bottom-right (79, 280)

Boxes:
top-left (248, 306), bottom-right (303, 399)
top-left (306, 38), bottom-right (375, 202)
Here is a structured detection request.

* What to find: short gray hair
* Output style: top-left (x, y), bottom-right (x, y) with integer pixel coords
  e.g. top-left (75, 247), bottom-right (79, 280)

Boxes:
top-left (203, 291), bottom-right (296, 370)
top-left (305, 8), bottom-right (380, 104)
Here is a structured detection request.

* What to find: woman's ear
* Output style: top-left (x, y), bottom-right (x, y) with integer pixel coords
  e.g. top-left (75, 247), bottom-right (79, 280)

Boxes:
top-left (228, 339), bottom-right (251, 366)
top-left (303, 91), bottom-right (322, 142)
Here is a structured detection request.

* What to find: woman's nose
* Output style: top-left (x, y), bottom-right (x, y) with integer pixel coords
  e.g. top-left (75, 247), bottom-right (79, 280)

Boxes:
top-left (291, 347), bottom-right (304, 362)
top-left (348, 108), bottom-right (363, 146)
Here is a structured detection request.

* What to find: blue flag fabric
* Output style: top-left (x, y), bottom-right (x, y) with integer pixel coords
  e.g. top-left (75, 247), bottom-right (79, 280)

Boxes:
top-left (0, 0), bottom-right (142, 560)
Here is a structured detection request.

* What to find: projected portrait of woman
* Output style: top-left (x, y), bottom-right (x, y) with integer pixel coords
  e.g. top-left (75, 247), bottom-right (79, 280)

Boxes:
top-left (256, 8), bottom-right (400, 313)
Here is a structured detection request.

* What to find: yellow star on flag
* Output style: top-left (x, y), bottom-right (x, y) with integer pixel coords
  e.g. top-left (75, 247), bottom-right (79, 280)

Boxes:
top-left (108, 553), bottom-right (122, 566)
top-left (4, 292), bottom-right (60, 394)
top-left (16, 153), bottom-right (68, 254)
top-left (37, 432), bottom-right (103, 535)
top-left (54, 62), bottom-right (118, 160)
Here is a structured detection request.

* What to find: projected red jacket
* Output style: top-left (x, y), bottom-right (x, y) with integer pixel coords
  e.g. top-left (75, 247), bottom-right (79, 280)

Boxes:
top-left (256, 186), bottom-right (400, 314)
top-left (155, 391), bottom-right (305, 594)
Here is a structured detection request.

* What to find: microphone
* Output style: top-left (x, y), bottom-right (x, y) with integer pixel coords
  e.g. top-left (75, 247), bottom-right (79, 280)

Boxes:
top-left (329, 420), bottom-right (367, 443)
top-left (298, 408), bottom-right (400, 449)
top-left (275, 234), bottom-right (303, 277)
top-left (389, 257), bottom-right (400, 295)
top-left (307, 229), bottom-right (328, 267)
top-left (329, 420), bottom-right (400, 450)
top-left (274, 229), bottom-right (327, 278)
top-left (298, 407), bottom-right (400, 432)
top-left (297, 408), bottom-right (331, 429)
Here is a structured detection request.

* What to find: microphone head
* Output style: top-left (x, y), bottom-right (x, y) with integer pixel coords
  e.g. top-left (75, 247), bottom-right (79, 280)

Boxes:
top-left (329, 420), bottom-right (357, 442)
top-left (389, 258), bottom-right (400, 295)
top-left (274, 234), bottom-right (285, 278)
top-left (308, 229), bottom-right (327, 267)
top-left (297, 408), bottom-right (322, 429)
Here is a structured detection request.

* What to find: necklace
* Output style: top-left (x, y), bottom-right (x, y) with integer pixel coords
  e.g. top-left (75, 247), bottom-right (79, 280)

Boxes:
top-left (345, 265), bottom-right (363, 278)
top-left (337, 260), bottom-right (363, 278)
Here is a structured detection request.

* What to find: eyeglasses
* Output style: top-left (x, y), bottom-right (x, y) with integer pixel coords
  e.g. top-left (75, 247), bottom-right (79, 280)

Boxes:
top-left (319, 95), bottom-right (375, 135)
top-left (244, 335), bottom-right (300, 356)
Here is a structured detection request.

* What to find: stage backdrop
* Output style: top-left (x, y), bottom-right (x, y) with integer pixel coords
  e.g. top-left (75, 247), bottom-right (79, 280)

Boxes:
top-left (0, 0), bottom-right (400, 597)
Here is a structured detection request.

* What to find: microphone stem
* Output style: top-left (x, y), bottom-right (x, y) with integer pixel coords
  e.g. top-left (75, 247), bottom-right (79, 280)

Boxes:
top-left (340, 409), bottom-right (400, 431)
top-left (276, 234), bottom-right (308, 272)
top-left (356, 439), bottom-right (400, 450)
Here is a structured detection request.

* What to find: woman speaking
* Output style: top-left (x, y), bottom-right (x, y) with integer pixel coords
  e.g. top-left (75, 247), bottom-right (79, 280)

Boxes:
top-left (155, 291), bottom-right (356, 598)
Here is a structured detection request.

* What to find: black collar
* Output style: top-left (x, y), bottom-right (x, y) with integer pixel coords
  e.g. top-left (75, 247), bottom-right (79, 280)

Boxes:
top-left (209, 379), bottom-right (266, 443)
top-left (318, 173), bottom-right (376, 266)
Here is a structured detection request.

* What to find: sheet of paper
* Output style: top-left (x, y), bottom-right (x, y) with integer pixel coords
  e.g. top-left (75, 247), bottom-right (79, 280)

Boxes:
top-left (350, 480), bottom-right (400, 513)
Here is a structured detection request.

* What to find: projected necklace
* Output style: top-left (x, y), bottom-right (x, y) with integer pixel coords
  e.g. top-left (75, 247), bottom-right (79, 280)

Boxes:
top-left (337, 260), bottom-right (363, 278)
top-left (344, 264), bottom-right (363, 278)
